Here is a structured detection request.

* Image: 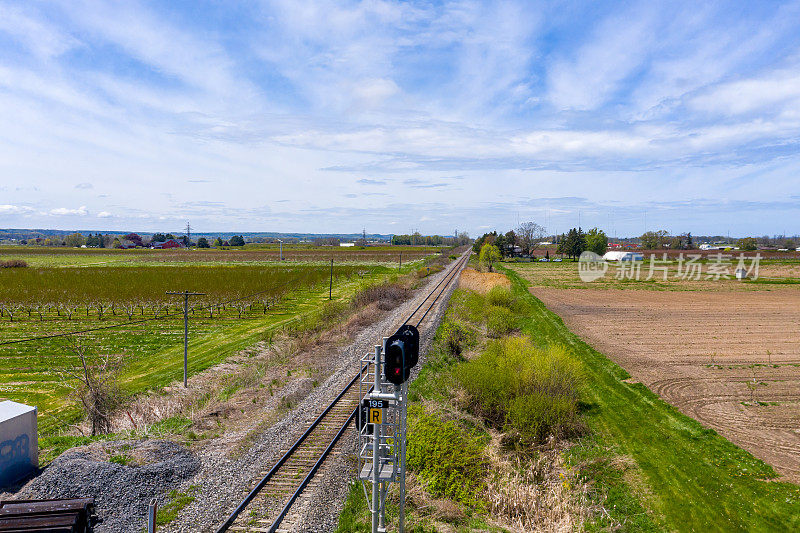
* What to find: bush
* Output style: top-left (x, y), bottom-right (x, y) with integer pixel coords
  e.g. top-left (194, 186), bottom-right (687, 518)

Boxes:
top-left (458, 338), bottom-right (583, 445)
top-left (407, 406), bottom-right (487, 507)
top-left (486, 286), bottom-right (514, 309)
top-left (352, 281), bottom-right (410, 311)
top-left (416, 265), bottom-right (443, 279)
top-left (450, 289), bottom-right (487, 325)
top-left (438, 320), bottom-right (476, 358)
top-left (319, 299), bottom-right (348, 324)
top-left (486, 305), bottom-right (515, 337)
top-left (0, 259), bottom-right (28, 268)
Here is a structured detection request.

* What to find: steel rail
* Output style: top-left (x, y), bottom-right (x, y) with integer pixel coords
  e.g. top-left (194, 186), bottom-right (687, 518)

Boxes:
top-left (415, 252), bottom-right (469, 327)
top-left (401, 249), bottom-right (471, 327)
top-left (215, 250), bottom-right (470, 532)
top-left (214, 366), bottom-right (367, 533)
top-left (267, 406), bottom-right (360, 532)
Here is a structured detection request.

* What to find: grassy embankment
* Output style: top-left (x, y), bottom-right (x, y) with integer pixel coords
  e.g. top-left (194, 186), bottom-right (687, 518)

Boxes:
top-left (502, 264), bottom-right (800, 531)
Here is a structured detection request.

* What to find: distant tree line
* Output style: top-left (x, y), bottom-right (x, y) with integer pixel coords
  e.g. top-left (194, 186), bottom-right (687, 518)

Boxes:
top-left (313, 237), bottom-right (341, 246)
top-left (391, 231), bottom-right (470, 246)
top-left (473, 223), bottom-right (613, 262)
top-left (473, 222), bottom-right (550, 257)
top-left (20, 232), bottom-right (250, 249)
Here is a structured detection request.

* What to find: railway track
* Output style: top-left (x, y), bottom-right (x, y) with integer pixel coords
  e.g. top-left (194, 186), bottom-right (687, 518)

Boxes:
top-left (215, 250), bottom-right (471, 533)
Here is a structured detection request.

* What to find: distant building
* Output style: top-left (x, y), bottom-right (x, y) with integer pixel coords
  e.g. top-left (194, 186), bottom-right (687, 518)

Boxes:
top-left (340, 242), bottom-right (355, 247)
top-left (152, 239), bottom-right (183, 249)
top-left (603, 251), bottom-right (643, 261)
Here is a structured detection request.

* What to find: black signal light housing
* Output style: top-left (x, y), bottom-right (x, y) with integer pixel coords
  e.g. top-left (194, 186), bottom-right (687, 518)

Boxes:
top-left (383, 325), bottom-right (419, 385)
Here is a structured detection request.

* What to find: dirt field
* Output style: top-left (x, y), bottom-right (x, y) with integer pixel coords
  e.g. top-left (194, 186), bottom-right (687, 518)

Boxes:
top-left (458, 267), bottom-right (511, 293)
top-left (528, 284), bottom-right (800, 482)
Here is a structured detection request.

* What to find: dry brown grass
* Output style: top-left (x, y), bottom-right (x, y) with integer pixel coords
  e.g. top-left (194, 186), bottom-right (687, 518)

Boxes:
top-left (483, 434), bottom-right (592, 532)
top-left (0, 259), bottom-right (28, 268)
top-left (352, 280), bottom-right (412, 310)
top-left (458, 267), bottom-right (511, 294)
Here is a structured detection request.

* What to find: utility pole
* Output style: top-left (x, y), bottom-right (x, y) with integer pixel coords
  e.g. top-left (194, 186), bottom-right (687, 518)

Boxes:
top-left (399, 252), bottom-right (402, 271)
top-left (186, 222), bottom-right (191, 248)
top-left (277, 239), bottom-right (283, 261)
top-left (329, 259), bottom-right (333, 300)
top-left (166, 290), bottom-right (205, 387)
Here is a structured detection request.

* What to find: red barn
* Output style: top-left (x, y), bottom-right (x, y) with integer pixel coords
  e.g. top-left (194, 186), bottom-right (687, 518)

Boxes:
top-left (152, 239), bottom-right (183, 249)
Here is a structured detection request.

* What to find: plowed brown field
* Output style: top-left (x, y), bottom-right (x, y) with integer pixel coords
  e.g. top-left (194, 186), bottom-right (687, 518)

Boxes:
top-left (531, 286), bottom-right (800, 482)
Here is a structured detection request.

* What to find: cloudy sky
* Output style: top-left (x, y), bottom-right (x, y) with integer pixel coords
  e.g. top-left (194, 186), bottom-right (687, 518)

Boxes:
top-left (1, 0), bottom-right (799, 237)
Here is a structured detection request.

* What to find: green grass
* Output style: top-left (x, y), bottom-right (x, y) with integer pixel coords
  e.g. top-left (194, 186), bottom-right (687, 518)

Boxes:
top-left (503, 264), bottom-right (800, 531)
top-left (407, 405), bottom-right (488, 507)
top-left (0, 244), bottom-right (441, 268)
top-left (157, 486), bottom-right (199, 525)
top-left (334, 482), bottom-right (372, 533)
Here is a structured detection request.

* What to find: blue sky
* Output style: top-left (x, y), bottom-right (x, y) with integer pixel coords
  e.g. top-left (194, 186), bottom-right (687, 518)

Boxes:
top-left (1, 0), bottom-right (799, 237)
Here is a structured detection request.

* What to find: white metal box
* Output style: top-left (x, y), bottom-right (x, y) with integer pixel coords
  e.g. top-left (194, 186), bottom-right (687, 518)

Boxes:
top-left (0, 400), bottom-right (38, 487)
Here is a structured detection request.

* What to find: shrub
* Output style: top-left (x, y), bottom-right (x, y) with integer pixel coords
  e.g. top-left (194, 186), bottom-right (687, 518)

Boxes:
top-left (486, 305), bottom-right (515, 337)
top-left (407, 405), bottom-right (487, 507)
top-left (319, 299), bottom-right (348, 324)
top-left (438, 320), bottom-right (476, 358)
top-left (416, 265), bottom-right (443, 279)
top-left (352, 282), bottom-right (410, 311)
top-left (486, 286), bottom-right (514, 308)
top-left (450, 289), bottom-right (487, 325)
top-left (458, 338), bottom-right (583, 445)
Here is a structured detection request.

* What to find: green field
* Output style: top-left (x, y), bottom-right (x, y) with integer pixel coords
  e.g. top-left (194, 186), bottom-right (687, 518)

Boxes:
top-left (0, 247), bottom-right (440, 437)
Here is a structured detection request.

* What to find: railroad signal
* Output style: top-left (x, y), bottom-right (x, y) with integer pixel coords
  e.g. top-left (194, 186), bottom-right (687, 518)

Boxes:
top-left (384, 325), bottom-right (419, 385)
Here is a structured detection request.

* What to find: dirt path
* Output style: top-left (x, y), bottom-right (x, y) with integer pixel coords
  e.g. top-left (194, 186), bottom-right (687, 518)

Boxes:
top-left (532, 287), bottom-right (800, 483)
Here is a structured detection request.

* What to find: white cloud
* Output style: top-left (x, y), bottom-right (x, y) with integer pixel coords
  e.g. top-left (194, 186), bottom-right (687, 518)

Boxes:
top-left (0, 4), bottom-right (80, 59)
top-left (0, 1), bottom-right (798, 236)
top-left (352, 78), bottom-right (400, 107)
top-left (50, 206), bottom-right (88, 216)
top-left (0, 205), bottom-right (33, 215)
top-left (547, 7), bottom-right (656, 110)
top-left (690, 69), bottom-right (800, 116)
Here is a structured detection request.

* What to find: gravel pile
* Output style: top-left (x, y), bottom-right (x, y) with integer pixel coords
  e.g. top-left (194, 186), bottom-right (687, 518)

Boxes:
top-left (14, 440), bottom-right (199, 532)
